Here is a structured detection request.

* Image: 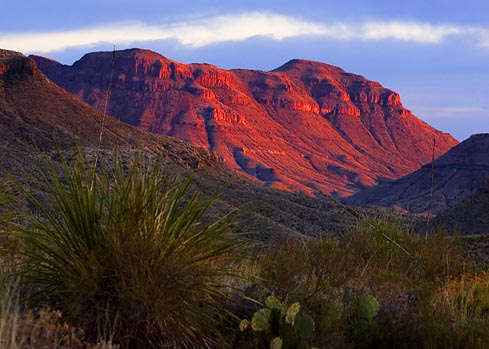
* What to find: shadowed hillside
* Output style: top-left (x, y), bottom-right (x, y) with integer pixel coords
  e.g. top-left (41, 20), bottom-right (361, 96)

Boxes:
top-left (345, 134), bottom-right (489, 213)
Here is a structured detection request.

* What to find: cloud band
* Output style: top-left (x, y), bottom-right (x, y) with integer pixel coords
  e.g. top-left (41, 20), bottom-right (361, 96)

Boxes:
top-left (1, 12), bottom-right (488, 54)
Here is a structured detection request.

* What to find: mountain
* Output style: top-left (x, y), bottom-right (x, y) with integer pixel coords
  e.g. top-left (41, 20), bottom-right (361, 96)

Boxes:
top-left (344, 134), bottom-right (489, 213)
top-left (433, 177), bottom-right (489, 235)
top-left (0, 49), bottom-right (227, 174)
top-left (31, 48), bottom-right (457, 197)
top-left (1, 48), bottom-right (361, 239)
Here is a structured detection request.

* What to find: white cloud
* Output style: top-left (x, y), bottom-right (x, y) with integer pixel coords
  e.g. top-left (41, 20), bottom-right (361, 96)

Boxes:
top-left (162, 12), bottom-right (338, 47)
top-left (361, 21), bottom-right (463, 43)
top-left (1, 12), bottom-right (488, 54)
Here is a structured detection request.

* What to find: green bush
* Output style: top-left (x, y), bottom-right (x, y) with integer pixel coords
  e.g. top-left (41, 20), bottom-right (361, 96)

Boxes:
top-left (15, 150), bottom-right (242, 348)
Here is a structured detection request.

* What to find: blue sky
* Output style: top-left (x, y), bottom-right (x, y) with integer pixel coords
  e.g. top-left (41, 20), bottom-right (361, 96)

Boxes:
top-left (2, 1), bottom-right (488, 141)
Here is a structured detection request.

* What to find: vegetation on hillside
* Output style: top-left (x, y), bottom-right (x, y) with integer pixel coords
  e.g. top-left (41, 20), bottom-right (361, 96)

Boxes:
top-left (1, 151), bottom-right (489, 348)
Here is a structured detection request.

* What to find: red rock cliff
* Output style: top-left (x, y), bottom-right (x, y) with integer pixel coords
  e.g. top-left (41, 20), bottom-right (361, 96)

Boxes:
top-left (31, 49), bottom-right (458, 197)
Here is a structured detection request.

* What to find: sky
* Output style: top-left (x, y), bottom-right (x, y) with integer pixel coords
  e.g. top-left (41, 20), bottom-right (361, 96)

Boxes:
top-left (1, 1), bottom-right (488, 141)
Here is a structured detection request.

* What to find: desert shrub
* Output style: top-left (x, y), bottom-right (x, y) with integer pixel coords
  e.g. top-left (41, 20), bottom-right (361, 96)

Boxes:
top-left (1, 268), bottom-right (114, 349)
top-left (15, 150), bottom-right (242, 348)
top-left (256, 216), bottom-right (470, 348)
top-left (3, 255), bottom-right (83, 349)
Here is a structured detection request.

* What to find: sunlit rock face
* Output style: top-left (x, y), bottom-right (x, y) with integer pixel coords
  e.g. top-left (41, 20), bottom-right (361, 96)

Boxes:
top-left (32, 49), bottom-right (458, 197)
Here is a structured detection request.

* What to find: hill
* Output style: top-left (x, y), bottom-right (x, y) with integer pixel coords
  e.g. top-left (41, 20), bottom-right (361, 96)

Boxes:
top-left (344, 134), bottom-right (489, 213)
top-left (31, 48), bottom-right (457, 197)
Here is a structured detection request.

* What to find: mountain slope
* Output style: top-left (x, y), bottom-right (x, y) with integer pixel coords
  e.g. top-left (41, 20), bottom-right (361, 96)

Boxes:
top-left (0, 49), bottom-right (222, 169)
top-left (1, 48), bottom-right (359, 239)
top-left (344, 134), bottom-right (489, 213)
top-left (31, 48), bottom-right (458, 197)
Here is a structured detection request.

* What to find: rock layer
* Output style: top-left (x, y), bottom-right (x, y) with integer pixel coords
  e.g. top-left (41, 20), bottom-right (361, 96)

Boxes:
top-left (32, 49), bottom-right (458, 196)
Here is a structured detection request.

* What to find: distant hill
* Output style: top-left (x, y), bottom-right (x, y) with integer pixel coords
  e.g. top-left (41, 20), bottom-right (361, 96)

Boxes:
top-left (344, 134), bottom-right (489, 213)
top-left (31, 48), bottom-right (457, 197)
top-left (0, 48), bottom-right (360, 239)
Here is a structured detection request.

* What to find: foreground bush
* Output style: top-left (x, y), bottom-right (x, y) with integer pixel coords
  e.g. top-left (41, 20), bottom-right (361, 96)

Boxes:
top-left (15, 150), bottom-right (241, 348)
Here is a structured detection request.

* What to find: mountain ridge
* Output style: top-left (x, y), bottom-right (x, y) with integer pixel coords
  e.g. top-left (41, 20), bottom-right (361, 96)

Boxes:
top-left (31, 48), bottom-right (458, 197)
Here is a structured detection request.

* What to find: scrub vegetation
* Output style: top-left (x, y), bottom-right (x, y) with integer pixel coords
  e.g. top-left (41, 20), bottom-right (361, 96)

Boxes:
top-left (1, 151), bottom-right (489, 348)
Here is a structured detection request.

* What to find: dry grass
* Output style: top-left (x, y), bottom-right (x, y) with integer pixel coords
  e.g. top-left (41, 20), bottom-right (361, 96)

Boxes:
top-left (422, 272), bottom-right (489, 348)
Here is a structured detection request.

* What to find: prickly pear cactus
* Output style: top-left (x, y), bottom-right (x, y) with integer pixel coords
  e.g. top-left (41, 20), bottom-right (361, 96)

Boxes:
top-left (296, 339), bottom-right (309, 349)
top-left (348, 294), bottom-right (381, 345)
top-left (240, 295), bottom-right (316, 348)
top-left (280, 324), bottom-right (298, 346)
top-left (239, 319), bottom-right (251, 332)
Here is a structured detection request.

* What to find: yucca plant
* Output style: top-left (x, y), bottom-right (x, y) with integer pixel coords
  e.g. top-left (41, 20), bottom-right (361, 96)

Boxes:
top-left (16, 149), bottom-right (242, 348)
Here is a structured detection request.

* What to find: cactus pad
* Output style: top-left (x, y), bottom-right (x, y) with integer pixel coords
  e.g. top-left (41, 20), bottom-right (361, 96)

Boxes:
top-left (296, 314), bottom-right (315, 340)
top-left (270, 337), bottom-right (283, 349)
top-left (296, 339), bottom-right (309, 349)
top-left (280, 324), bottom-right (299, 346)
top-left (239, 319), bottom-right (251, 332)
top-left (252, 308), bottom-right (271, 331)
top-left (266, 294), bottom-right (286, 312)
top-left (355, 295), bottom-right (379, 322)
top-left (286, 302), bottom-right (301, 325)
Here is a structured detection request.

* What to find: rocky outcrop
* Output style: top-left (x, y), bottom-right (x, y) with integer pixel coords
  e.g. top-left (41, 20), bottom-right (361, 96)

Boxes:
top-left (31, 48), bottom-right (458, 197)
top-left (345, 134), bottom-right (489, 213)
